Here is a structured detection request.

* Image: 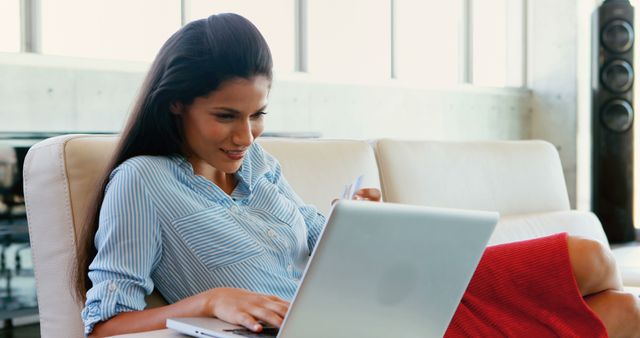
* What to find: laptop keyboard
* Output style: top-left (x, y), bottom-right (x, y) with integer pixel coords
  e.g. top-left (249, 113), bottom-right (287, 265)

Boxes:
top-left (224, 327), bottom-right (279, 337)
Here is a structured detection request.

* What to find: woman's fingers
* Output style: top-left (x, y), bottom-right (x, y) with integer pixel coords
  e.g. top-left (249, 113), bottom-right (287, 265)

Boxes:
top-left (262, 298), bottom-right (290, 317)
top-left (235, 299), bottom-right (287, 331)
top-left (236, 312), bottom-right (262, 332)
top-left (254, 295), bottom-right (289, 322)
top-left (353, 188), bottom-right (382, 202)
top-left (247, 306), bottom-right (285, 328)
top-left (208, 288), bottom-right (290, 332)
top-left (265, 294), bottom-right (288, 302)
top-left (332, 187), bottom-right (382, 205)
top-left (240, 295), bottom-right (289, 330)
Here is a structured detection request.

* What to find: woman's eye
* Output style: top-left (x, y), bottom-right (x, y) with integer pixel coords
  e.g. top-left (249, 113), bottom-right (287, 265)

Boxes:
top-left (251, 112), bottom-right (267, 120)
top-left (214, 113), bottom-right (235, 120)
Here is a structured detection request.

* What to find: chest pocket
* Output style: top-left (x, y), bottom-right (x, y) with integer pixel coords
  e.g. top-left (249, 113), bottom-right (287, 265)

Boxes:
top-left (250, 178), bottom-right (307, 229)
top-left (171, 207), bottom-right (265, 271)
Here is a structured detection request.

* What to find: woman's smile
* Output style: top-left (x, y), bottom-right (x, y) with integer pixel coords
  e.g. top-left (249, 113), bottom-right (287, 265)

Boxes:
top-left (222, 148), bottom-right (247, 160)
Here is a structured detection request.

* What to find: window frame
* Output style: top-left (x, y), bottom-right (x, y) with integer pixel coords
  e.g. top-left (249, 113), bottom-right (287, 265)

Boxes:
top-left (14, 0), bottom-right (527, 88)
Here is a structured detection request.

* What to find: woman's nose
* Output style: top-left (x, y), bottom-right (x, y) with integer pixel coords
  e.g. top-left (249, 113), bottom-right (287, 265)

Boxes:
top-left (232, 120), bottom-right (254, 146)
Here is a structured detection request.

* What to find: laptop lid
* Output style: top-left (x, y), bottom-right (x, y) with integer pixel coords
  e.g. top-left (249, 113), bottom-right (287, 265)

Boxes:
top-left (278, 200), bottom-right (497, 338)
top-left (168, 200), bottom-right (498, 338)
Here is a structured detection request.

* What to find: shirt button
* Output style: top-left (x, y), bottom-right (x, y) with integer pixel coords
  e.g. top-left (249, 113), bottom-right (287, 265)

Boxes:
top-left (267, 229), bottom-right (277, 238)
top-left (108, 283), bottom-right (117, 292)
top-left (287, 264), bottom-right (294, 272)
top-left (230, 205), bottom-right (240, 213)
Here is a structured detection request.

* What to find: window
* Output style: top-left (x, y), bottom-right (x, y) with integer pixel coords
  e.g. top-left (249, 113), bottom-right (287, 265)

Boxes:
top-left (187, 0), bottom-right (296, 73)
top-left (0, 0), bottom-right (21, 53)
top-left (472, 0), bottom-right (507, 86)
top-left (307, 0), bottom-right (391, 80)
top-left (394, 0), bottom-right (464, 84)
top-left (41, 0), bottom-right (181, 62)
top-left (471, 0), bottom-right (524, 87)
top-left (21, 0), bottom-right (527, 87)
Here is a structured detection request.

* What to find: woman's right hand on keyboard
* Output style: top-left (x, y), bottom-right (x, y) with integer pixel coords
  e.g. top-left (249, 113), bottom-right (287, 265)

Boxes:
top-left (204, 287), bottom-right (290, 332)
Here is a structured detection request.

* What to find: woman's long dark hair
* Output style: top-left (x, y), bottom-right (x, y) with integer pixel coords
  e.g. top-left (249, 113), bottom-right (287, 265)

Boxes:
top-left (74, 13), bottom-right (273, 302)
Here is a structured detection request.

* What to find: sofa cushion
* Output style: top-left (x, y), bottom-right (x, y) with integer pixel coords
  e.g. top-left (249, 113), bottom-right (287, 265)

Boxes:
top-left (374, 139), bottom-right (571, 216)
top-left (258, 138), bottom-right (380, 215)
top-left (64, 136), bottom-right (118, 244)
top-left (489, 210), bottom-right (609, 247)
top-left (611, 244), bottom-right (640, 287)
top-left (625, 286), bottom-right (640, 297)
top-left (494, 211), bottom-right (640, 287)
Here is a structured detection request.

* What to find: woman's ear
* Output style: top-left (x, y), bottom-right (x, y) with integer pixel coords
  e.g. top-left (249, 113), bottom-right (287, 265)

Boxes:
top-left (169, 102), bottom-right (183, 115)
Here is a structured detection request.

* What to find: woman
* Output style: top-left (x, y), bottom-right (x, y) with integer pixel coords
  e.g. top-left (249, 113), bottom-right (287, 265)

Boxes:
top-left (77, 13), bottom-right (640, 337)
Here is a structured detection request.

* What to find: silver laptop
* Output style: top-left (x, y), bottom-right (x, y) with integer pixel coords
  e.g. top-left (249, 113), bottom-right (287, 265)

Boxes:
top-left (167, 200), bottom-right (498, 338)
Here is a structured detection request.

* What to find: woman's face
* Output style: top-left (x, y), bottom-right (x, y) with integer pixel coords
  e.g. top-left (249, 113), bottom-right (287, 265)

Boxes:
top-left (176, 76), bottom-right (270, 177)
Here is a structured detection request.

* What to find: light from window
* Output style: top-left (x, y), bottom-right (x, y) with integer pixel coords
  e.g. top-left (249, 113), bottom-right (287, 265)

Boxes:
top-left (307, 0), bottom-right (391, 81)
top-left (394, 0), bottom-right (463, 84)
top-left (472, 0), bottom-right (508, 87)
top-left (41, 0), bottom-right (181, 62)
top-left (187, 0), bottom-right (295, 73)
top-left (0, 0), bottom-right (20, 53)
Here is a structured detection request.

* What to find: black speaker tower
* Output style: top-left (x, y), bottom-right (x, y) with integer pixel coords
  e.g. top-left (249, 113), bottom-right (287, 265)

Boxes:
top-left (592, 0), bottom-right (637, 243)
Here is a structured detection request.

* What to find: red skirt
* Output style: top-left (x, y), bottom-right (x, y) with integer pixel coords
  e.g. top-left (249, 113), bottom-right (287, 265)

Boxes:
top-left (444, 233), bottom-right (607, 337)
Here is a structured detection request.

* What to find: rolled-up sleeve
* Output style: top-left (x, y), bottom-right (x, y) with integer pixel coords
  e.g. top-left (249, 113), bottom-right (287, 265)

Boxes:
top-left (81, 164), bottom-right (162, 335)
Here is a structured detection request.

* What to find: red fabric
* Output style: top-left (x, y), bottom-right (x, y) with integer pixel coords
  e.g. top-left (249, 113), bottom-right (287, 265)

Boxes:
top-left (444, 233), bottom-right (608, 338)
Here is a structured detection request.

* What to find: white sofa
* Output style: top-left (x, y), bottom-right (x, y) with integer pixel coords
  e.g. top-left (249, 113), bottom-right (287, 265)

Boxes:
top-left (23, 134), bottom-right (640, 338)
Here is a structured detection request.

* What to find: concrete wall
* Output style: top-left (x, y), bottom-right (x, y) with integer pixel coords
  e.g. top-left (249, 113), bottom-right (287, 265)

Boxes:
top-left (0, 56), bottom-right (144, 132)
top-left (0, 53), bottom-right (531, 142)
top-left (528, 0), bottom-right (580, 207)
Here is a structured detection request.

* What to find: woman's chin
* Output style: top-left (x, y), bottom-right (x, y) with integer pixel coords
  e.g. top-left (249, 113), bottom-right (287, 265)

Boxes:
top-left (220, 161), bottom-right (244, 174)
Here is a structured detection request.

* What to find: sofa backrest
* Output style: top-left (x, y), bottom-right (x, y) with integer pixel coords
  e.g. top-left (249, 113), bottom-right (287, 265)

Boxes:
top-left (23, 134), bottom-right (380, 338)
top-left (374, 139), bottom-right (571, 216)
top-left (259, 138), bottom-right (381, 215)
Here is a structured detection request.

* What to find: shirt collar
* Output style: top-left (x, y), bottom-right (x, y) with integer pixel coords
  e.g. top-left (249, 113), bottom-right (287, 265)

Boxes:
top-left (233, 146), bottom-right (254, 197)
top-left (169, 151), bottom-right (254, 198)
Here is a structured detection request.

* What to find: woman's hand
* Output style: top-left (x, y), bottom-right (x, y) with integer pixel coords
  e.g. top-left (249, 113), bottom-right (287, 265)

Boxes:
top-left (205, 288), bottom-right (290, 332)
top-left (89, 287), bottom-right (288, 337)
top-left (353, 188), bottom-right (382, 202)
top-left (332, 187), bottom-right (382, 206)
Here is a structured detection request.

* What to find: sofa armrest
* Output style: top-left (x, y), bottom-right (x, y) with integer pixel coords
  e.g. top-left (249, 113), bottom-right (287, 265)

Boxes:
top-left (24, 135), bottom-right (86, 338)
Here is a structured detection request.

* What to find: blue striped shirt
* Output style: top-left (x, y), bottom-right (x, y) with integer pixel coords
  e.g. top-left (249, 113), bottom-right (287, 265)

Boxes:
top-left (80, 143), bottom-right (327, 335)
